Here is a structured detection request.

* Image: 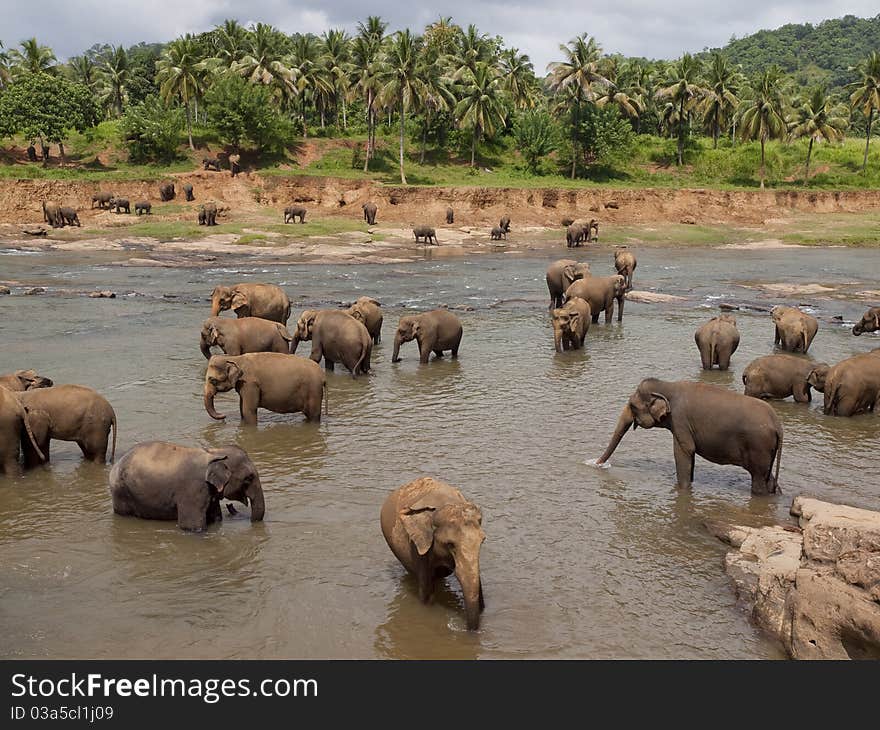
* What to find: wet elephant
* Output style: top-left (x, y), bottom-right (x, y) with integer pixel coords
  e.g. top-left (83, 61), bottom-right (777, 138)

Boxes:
top-left (614, 247), bottom-right (637, 291)
top-left (546, 259), bottom-right (591, 309)
top-left (0, 387), bottom-right (44, 475)
top-left (852, 307), bottom-right (880, 336)
top-left (742, 354), bottom-right (824, 403)
top-left (807, 349), bottom-right (880, 416)
top-left (551, 296), bottom-right (591, 352)
top-left (345, 297), bottom-right (383, 344)
top-left (210, 283), bottom-right (291, 324)
top-left (392, 309), bottom-right (463, 364)
top-left (290, 310), bottom-right (372, 377)
top-left (772, 305), bottom-right (818, 353)
top-left (200, 316), bottom-right (293, 358)
top-left (564, 275), bottom-right (626, 324)
top-left (695, 314), bottom-right (740, 370)
top-left (0, 370), bottom-right (53, 392)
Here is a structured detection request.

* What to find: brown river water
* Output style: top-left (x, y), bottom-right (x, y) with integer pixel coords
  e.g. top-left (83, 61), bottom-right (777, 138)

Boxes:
top-left (1, 244), bottom-right (878, 659)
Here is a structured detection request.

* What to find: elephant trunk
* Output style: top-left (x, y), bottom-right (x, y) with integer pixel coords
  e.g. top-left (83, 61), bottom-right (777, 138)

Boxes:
top-left (199, 335), bottom-right (212, 360)
top-left (392, 333), bottom-right (402, 363)
top-left (455, 562), bottom-right (482, 631)
top-left (596, 403), bottom-right (634, 465)
top-left (617, 293), bottom-right (625, 322)
top-left (203, 383), bottom-right (226, 421)
top-left (290, 334), bottom-right (300, 354)
top-left (852, 324), bottom-right (863, 336)
top-left (210, 298), bottom-right (221, 317)
top-left (553, 325), bottom-right (563, 353)
top-left (247, 477), bottom-right (265, 522)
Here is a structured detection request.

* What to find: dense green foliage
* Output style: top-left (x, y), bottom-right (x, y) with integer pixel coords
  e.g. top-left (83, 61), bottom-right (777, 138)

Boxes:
top-left (204, 75), bottom-right (293, 152)
top-left (120, 96), bottom-right (184, 162)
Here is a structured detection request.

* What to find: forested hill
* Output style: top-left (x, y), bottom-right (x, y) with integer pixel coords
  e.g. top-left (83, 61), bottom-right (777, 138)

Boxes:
top-left (711, 14), bottom-right (880, 89)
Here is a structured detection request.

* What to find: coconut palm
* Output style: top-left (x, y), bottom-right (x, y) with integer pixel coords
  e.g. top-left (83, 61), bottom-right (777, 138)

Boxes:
top-left (423, 16), bottom-right (460, 60)
top-left (849, 51), bottom-right (880, 171)
top-left (321, 29), bottom-right (351, 129)
top-left (1, 41), bottom-right (13, 88)
top-left (290, 33), bottom-right (331, 138)
top-left (596, 58), bottom-right (643, 123)
top-left (700, 52), bottom-right (742, 148)
top-left (791, 87), bottom-right (847, 184)
top-left (455, 62), bottom-right (507, 167)
top-left (547, 34), bottom-right (608, 178)
top-left (67, 54), bottom-right (97, 91)
top-left (655, 53), bottom-right (706, 165)
top-left (739, 67), bottom-right (788, 189)
top-left (453, 24), bottom-right (495, 79)
top-left (352, 17), bottom-right (388, 169)
top-left (415, 52), bottom-right (455, 164)
top-left (234, 23), bottom-right (296, 105)
top-left (213, 19), bottom-right (249, 68)
top-left (498, 48), bottom-right (537, 110)
top-left (156, 35), bottom-right (204, 149)
top-left (98, 45), bottom-right (130, 117)
top-left (9, 38), bottom-right (56, 78)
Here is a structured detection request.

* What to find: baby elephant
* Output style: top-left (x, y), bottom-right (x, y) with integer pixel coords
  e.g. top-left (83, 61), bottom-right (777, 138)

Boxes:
top-left (134, 201), bottom-right (152, 215)
top-left (413, 225), bottom-right (437, 244)
top-left (110, 198), bottom-right (130, 214)
top-left (110, 441), bottom-right (264, 531)
top-left (60, 207), bottom-right (80, 227)
top-left (614, 247), bottom-right (637, 290)
top-left (490, 226), bottom-right (507, 240)
top-left (0, 369), bottom-right (53, 392)
top-left (284, 206), bottom-right (306, 223)
top-left (159, 183), bottom-right (175, 202)
top-left (204, 353), bottom-right (325, 425)
top-left (445, 207), bottom-right (454, 224)
top-left (183, 183), bottom-right (194, 201)
top-left (380, 477), bottom-right (486, 630)
top-left (199, 316), bottom-right (293, 358)
top-left (743, 354), bottom-right (824, 403)
top-left (695, 314), bottom-right (740, 370)
top-left (17, 384), bottom-right (117, 467)
top-left (362, 201), bottom-right (377, 225)
top-left (552, 296), bottom-right (591, 352)
top-left (199, 203), bottom-right (218, 226)
top-left (392, 309), bottom-right (463, 364)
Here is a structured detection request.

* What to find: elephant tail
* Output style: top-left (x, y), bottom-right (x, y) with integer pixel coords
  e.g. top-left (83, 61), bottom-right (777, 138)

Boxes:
top-left (323, 381), bottom-right (328, 417)
top-left (709, 341), bottom-right (716, 367)
top-left (773, 428), bottom-right (783, 490)
top-left (17, 401), bottom-right (45, 462)
top-left (110, 411), bottom-right (117, 463)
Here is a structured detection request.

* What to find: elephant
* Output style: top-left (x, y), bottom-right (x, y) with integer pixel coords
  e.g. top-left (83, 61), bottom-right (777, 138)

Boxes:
top-left (499, 215), bottom-right (511, 233)
top-left (27, 143), bottom-right (37, 162)
top-left (345, 297), bottom-right (383, 344)
top-left (199, 202), bottom-right (218, 226)
top-left (852, 307), bottom-right (880, 336)
top-left (59, 207), bottom-right (80, 227)
top-left (204, 353), bottom-right (325, 425)
top-left (695, 314), bottom-right (740, 370)
top-left (109, 441), bottom-right (264, 531)
top-left (392, 309), bottom-right (463, 364)
top-left (772, 305), bottom-right (818, 353)
top-left (284, 205), bottom-right (306, 224)
top-left (742, 354), bottom-right (824, 403)
top-left (596, 378), bottom-right (783, 495)
top-left (613, 247), bottom-right (637, 290)
top-left (290, 310), bottom-right (372, 377)
top-left (380, 477), bottom-right (486, 630)
top-left (210, 283), bottom-right (291, 324)
top-left (413, 226), bottom-right (438, 244)
top-left (445, 207), bottom-right (454, 224)
top-left (42, 201), bottom-right (64, 228)
top-left (362, 201), bottom-right (378, 225)
top-left (183, 183), bottom-right (194, 202)
top-left (203, 157), bottom-right (221, 171)
top-left (561, 216), bottom-right (575, 227)
top-left (17, 384), bottom-right (117, 467)
top-left (807, 350), bottom-right (880, 416)
top-left (91, 192), bottom-right (113, 209)
top-left (564, 275), bottom-right (626, 324)
top-left (587, 219), bottom-right (599, 242)
top-left (0, 369), bottom-right (53, 392)
top-left (566, 223), bottom-right (587, 247)
top-left (551, 296), bottom-right (591, 352)
top-left (198, 209), bottom-right (207, 225)
top-left (109, 198), bottom-right (130, 214)
top-left (229, 153), bottom-right (241, 177)
top-left (134, 201), bottom-right (152, 216)
top-left (546, 259), bottom-right (591, 309)
top-left (200, 316), bottom-right (293, 359)
top-left (0, 387), bottom-right (45, 475)
top-left (159, 183), bottom-right (175, 202)
top-left (490, 226), bottom-right (507, 240)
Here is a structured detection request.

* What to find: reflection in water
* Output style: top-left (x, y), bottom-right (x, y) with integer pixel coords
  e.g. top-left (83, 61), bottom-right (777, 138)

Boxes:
top-left (1, 246), bottom-right (878, 659)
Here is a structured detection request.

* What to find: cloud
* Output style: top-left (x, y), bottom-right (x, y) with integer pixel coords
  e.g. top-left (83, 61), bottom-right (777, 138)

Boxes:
top-left (2, 0), bottom-right (877, 71)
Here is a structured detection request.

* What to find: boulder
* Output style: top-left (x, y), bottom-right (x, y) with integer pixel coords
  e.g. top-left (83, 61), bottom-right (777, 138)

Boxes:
top-left (88, 290), bottom-right (116, 299)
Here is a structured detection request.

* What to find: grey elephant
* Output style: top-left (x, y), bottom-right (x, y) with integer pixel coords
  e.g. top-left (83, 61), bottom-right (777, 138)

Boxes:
top-left (499, 215), bottom-right (511, 233)
top-left (362, 201), bottom-right (377, 225)
top-left (0, 387), bottom-right (44, 475)
top-left (445, 207), bottom-right (454, 224)
top-left (183, 183), bottom-right (194, 201)
top-left (852, 307), bottom-right (880, 336)
top-left (17, 384), bottom-right (117, 467)
top-left (345, 297), bottom-right (383, 344)
top-left (204, 353), bottom-right (325, 425)
top-left (134, 201), bottom-right (152, 215)
top-left (60, 207), bottom-right (80, 227)
top-left (490, 226), bottom-right (507, 240)
top-left (596, 378), bottom-right (783, 495)
top-left (0, 369), bottom-right (53, 392)
top-left (42, 201), bottom-right (64, 228)
top-left (91, 192), bottom-right (113, 209)
top-left (380, 477), bottom-right (486, 630)
top-left (200, 316), bottom-right (293, 359)
top-left (109, 198), bottom-right (130, 214)
top-left (203, 157), bottom-right (221, 171)
top-left (110, 441), bottom-right (264, 531)
top-left (743, 354), bottom-right (823, 403)
top-left (392, 309), bottom-right (463, 364)
top-left (159, 183), bottom-right (175, 202)
top-left (772, 305), bottom-right (818, 353)
top-left (564, 274), bottom-right (626, 323)
top-left (551, 296), bottom-right (591, 352)
top-left (210, 283), bottom-right (290, 324)
top-left (413, 225), bottom-right (438, 244)
top-left (199, 202), bottom-right (218, 226)
top-left (807, 349), bottom-right (880, 416)
top-left (546, 259), bottom-right (591, 309)
top-left (566, 223), bottom-right (586, 247)
top-left (284, 205), bottom-right (306, 223)
top-left (613, 247), bottom-right (637, 290)
top-left (290, 310), bottom-right (372, 377)
top-left (695, 314), bottom-right (740, 370)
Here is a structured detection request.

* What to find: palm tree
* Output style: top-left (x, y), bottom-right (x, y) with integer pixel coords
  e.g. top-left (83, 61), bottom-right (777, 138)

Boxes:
top-left (98, 45), bottom-right (129, 117)
top-left (156, 35), bottom-right (204, 149)
top-left (321, 29), bottom-right (351, 129)
top-left (234, 23), bottom-right (296, 105)
top-left (498, 48), bottom-right (536, 110)
top-left (596, 58), bottom-right (643, 123)
top-left (655, 53), bottom-right (706, 165)
top-left (414, 52), bottom-right (454, 164)
top-left (213, 19), bottom-right (248, 68)
top-left (0, 41), bottom-right (10, 88)
top-left (700, 52), bottom-right (741, 148)
top-left (377, 29), bottom-right (424, 184)
top-left (739, 67), bottom-right (788, 189)
top-left (849, 51), bottom-right (880, 171)
top-left (455, 62), bottom-right (507, 167)
top-left (791, 87), bottom-right (847, 184)
top-left (290, 33), bottom-right (331, 139)
top-left (9, 38), bottom-right (56, 78)
top-left (547, 34), bottom-right (608, 178)
top-left (453, 24), bottom-right (494, 78)
top-left (352, 17), bottom-right (387, 170)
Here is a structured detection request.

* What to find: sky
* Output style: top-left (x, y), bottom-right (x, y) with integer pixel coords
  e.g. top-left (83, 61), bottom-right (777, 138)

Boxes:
top-left (2, 1), bottom-right (878, 71)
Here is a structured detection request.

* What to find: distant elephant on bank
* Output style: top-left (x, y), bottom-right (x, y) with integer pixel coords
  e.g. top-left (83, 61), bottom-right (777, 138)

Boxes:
top-left (42, 201), bottom-right (64, 228)
top-left (499, 215), bottom-right (511, 233)
top-left (200, 316), bottom-right (293, 359)
top-left (413, 226), bottom-right (437, 244)
top-left (204, 353), bottom-right (325, 425)
top-left (345, 297), bottom-right (383, 344)
top-left (0, 369), bottom-right (53, 392)
top-left (445, 207), bottom-right (454, 224)
top-left (290, 310), bottom-right (372, 377)
top-left (91, 192), bottom-right (113, 209)
top-left (852, 307), bottom-right (880, 336)
top-left (695, 314), bottom-right (740, 370)
top-left (772, 305), bottom-right (818, 353)
top-left (134, 201), bottom-right (151, 215)
top-left (229, 153), bottom-right (241, 177)
top-left (362, 202), bottom-right (377, 225)
top-left (614, 247), bottom-right (637, 290)
top-left (110, 441), bottom-right (264, 531)
top-left (59, 207), bottom-right (80, 226)
top-left (552, 296), bottom-right (591, 352)
top-left (183, 183), bottom-right (194, 201)
top-left (203, 157), bottom-right (221, 171)
top-left (159, 183), bottom-right (175, 202)
top-left (743, 354), bottom-right (824, 403)
top-left (380, 477), bottom-right (486, 630)
top-left (596, 378), bottom-right (783, 495)
top-left (566, 223), bottom-right (586, 247)
top-left (546, 259), bottom-right (591, 309)
top-left (490, 226), bottom-right (506, 240)
top-left (564, 275), bottom-right (626, 324)
top-left (807, 349), bottom-right (880, 416)
top-left (198, 202), bottom-right (218, 226)
top-left (17, 384), bottom-right (117, 467)
top-left (284, 205), bottom-right (306, 223)
top-left (0, 387), bottom-right (45, 475)
top-left (392, 309), bottom-right (463, 364)
top-left (109, 198), bottom-right (130, 214)
top-left (210, 283), bottom-right (291, 324)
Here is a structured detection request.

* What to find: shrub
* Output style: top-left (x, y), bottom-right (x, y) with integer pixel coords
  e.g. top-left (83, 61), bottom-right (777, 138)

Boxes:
top-left (204, 76), bottom-right (294, 153)
top-left (120, 96), bottom-right (184, 163)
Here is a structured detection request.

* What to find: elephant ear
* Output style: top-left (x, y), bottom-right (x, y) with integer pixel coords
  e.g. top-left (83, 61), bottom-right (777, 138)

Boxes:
top-left (210, 325), bottom-right (223, 346)
top-left (205, 456), bottom-right (231, 494)
top-left (568, 311), bottom-right (580, 330)
top-left (648, 392), bottom-right (670, 423)
top-left (225, 359), bottom-right (243, 384)
top-left (401, 509), bottom-right (435, 556)
top-left (231, 291), bottom-right (248, 313)
top-left (277, 324), bottom-right (293, 342)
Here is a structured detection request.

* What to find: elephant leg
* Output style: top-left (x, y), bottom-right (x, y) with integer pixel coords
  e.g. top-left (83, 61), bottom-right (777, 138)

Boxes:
top-left (479, 581), bottom-right (485, 611)
top-left (793, 383), bottom-right (811, 403)
top-left (310, 343), bottom-right (324, 366)
top-left (604, 303), bottom-right (613, 324)
top-left (416, 557), bottom-right (433, 604)
top-left (78, 435), bottom-right (108, 464)
top-left (238, 383), bottom-right (260, 426)
top-left (417, 341), bottom-right (430, 365)
top-left (718, 350), bottom-right (732, 370)
top-left (699, 344), bottom-right (712, 370)
top-left (451, 332), bottom-right (462, 358)
top-left (325, 359), bottom-right (335, 371)
top-left (206, 497), bottom-right (223, 525)
top-left (672, 438), bottom-right (695, 489)
top-left (617, 296), bottom-right (624, 322)
top-left (177, 493), bottom-right (210, 532)
top-left (591, 312), bottom-right (600, 324)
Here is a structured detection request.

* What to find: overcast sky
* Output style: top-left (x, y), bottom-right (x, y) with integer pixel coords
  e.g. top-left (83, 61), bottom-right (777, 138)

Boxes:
top-left (3, 2), bottom-right (878, 71)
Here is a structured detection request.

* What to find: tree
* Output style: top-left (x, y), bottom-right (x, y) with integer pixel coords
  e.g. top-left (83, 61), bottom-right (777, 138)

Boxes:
top-left (8, 38), bottom-right (56, 79)
top-left (321, 29), bottom-right (351, 129)
top-left (499, 48), bottom-right (537, 110)
top-left (120, 95), bottom-right (184, 162)
top-left (352, 17), bottom-right (387, 170)
top-left (655, 53), bottom-right (706, 165)
top-left (790, 87), bottom-right (847, 183)
top-left (0, 41), bottom-right (10, 89)
top-left (212, 19), bottom-right (248, 69)
top-left (156, 35), bottom-right (204, 149)
top-left (98, 45), bottom-right (130, 117)
top-left (849, 51), bottom-right (880, 171)
top-left (68, 55), bottom-right (98, 93)
top-left (577, 104), bottom-right (634, 170)
top-left (547, 34), bottom-right (608, 178)
top-left (596, 57), bottom-right (643, 126)
top-left (291, 33), bottom-right (331, 139)
top-left (454, 62), bottom-right (507, 167)
top-left (205, 75), bottom-right (291, 152)
top-left (739, 66), bottom-right (789, 189)
top-left (414, 50), bottom-right (454, 164)
top-left (700, 52), bottom-right (742, 148)
top-left (234, 23), bottom-right (296, 107)
top-left (513, 109), bottom-right (559, 173)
